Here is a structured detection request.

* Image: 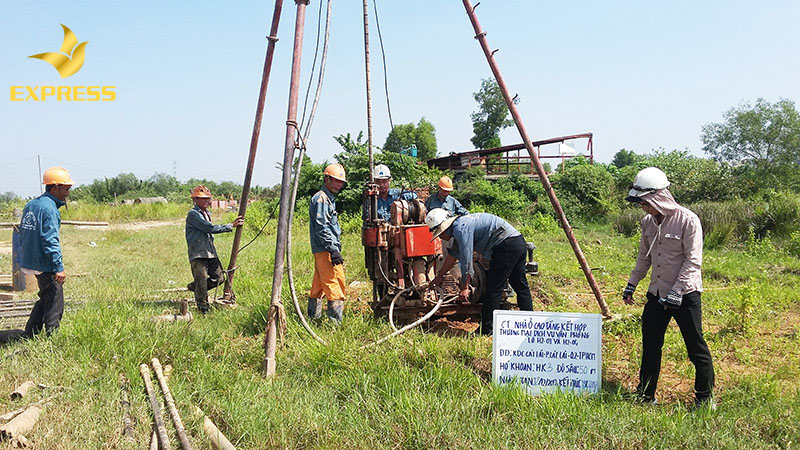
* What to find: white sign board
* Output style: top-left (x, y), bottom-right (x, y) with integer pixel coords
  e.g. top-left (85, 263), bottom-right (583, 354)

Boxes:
top-left (492, 311), bottom-right (602, 395)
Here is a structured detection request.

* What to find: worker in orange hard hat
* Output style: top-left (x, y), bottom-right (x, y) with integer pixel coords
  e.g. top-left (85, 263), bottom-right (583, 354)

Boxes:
top-left (308, 163), bottom-right (347, 323)
top-left (425, 175), bottom-right (468, 217)
top-left (185, 184), bottom-right (244, 314)
top-left (19, 167), bottom-right (75, 338)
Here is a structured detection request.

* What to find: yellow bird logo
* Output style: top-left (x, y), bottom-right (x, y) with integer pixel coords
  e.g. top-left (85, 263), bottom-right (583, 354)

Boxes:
top-left (29, 24), bottom-right (88, 78)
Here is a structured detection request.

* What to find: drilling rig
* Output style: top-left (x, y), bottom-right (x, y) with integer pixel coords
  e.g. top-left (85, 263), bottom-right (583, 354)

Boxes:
top-left (362, 186), bottom-right (538, 323)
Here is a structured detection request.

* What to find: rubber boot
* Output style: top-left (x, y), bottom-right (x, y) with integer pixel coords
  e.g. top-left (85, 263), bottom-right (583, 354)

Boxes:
top-left (327, 300), bottom-right (344, 324)
top-left (308, 298), bottom-right (323, 320)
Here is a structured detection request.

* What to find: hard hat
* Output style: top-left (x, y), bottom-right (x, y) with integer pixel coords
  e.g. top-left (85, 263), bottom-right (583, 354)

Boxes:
top-left (42, 166), bottom-right (74, 185)
top-left (373, 164), bottom-right (391, 180)
top-left (626, 167), bottom-right (670, 202)
top-left (324, 163), bottom-right (347, 182)
top-left (426, 208), bottom-right (457, 240)
top-left (190, 185), bottom-right (212, 199)
top-left (438, 176), bottom-right (454, 192)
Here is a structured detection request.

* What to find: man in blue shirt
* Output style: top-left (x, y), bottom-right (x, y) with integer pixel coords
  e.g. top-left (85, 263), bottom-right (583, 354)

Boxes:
top-left (185, 185), bottom-right (243, 314)
top-left (309, 163), bottom-right (348, 323)
top-left (428, 209), bottom-right (534, 335)
top-left (364, 164), bottom-right (417, 222)
top-left (19, 167), bottom-right (74, 337)
top-left (424, 176), bottom-right (468, 216)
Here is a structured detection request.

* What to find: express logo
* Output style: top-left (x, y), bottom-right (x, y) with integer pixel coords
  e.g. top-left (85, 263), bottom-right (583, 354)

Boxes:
top-left (29, 24), bottom-right (88, 79)
top-left (10, 24), bottom-right (116, 102)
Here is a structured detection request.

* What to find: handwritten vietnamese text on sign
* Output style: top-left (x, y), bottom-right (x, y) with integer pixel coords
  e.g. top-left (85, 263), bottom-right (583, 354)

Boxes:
top-left (492, 311), bottom-right (602, 395)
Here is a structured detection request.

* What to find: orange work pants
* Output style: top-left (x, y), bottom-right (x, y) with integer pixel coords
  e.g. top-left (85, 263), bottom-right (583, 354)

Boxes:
top-left (309, 251), bottom-right (346, 301)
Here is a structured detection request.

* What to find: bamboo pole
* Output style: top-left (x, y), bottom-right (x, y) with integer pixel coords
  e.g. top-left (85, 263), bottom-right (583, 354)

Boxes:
top-left (9, 381), bottom-right (35, 400)
top-left (152, 359), bottom-right (191, 450)
top-left (192, 405), bottom-right (236, 450)
top-left (140, 364), bottom-right (171, 450)
top-left (118, 374), bottom-right (136, 443)
top-left (0, 404), bottom-right (40, 446)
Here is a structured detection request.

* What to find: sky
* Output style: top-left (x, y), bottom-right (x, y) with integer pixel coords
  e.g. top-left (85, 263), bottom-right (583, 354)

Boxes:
top-left (2, 1), bottom-right (799, 198)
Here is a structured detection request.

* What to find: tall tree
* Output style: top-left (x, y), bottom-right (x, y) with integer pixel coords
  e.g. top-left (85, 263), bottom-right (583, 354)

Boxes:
top-left (470, 78), bottom-right (519, 149)
top-left (612, 149), bottom-right (639, 168)
top-left (382, 118), bottom-right (438, 160)
top-left (702, 98), bottom-right (800, 168)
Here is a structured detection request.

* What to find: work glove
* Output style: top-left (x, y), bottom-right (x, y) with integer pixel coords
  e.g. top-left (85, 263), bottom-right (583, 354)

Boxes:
top-left (330, 250), bottom-right (344, 266)
top-left (622, 283), bottom-right (636, 299)
top-left (658, 290), bottom-right (682, 310)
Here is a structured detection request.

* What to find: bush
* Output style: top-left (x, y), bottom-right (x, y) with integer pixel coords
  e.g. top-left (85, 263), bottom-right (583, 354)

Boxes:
top-left (551, 161), bottom-right (617, 222)
top-left (786, 231), bottom-right (800, 257)
top-left (613, 208), bottom-right (642, 237)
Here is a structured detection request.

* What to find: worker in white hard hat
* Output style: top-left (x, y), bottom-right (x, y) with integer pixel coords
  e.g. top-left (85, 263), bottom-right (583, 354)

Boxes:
top-left (186, 185), bottom-right (244, 314)
top-left (18, 167), bottom-right (75, 337)
top-left (308, 163), bottom-right (348, 323)
top-left (425, 175), bottom-right (468, 216)
top-left (622, 167), bottom-right (715, 409)
top-left (364, 164), bottom-right (417, 222)
top-left (427, 208), bottom-right (534, 335)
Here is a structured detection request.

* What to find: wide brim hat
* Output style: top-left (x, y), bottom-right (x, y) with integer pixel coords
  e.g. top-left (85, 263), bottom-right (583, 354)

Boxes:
top-left (430, 216), bottom-right (457, 240)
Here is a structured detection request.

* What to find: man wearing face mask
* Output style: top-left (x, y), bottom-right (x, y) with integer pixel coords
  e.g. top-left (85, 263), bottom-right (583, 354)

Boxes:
top-left (622, 167), bottom-right (715, 409)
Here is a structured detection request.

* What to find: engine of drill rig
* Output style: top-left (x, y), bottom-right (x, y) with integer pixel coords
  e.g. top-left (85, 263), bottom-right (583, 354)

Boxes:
top-left (362, 188), bottom-right (488, 319)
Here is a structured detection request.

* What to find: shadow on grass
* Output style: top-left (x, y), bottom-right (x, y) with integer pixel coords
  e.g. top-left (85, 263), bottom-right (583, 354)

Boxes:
top-left (0, 328), bottom-right (25, 345)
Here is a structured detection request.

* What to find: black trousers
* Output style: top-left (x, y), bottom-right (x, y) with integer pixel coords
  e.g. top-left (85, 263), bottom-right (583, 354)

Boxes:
top-left (24, 272), bottom-right (65, 337)
top-left (638, 291), bottom-right (715, 400)
top-left (480, 234), bottom-right (534, 333)
top-left (189, 258), bottom-right (223, 310)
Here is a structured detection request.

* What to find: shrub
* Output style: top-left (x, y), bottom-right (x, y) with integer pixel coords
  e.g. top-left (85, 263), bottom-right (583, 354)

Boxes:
top-left (551, 162), bottom-right (617, 222)
top-left (786, 231), bottom-right (800, 257)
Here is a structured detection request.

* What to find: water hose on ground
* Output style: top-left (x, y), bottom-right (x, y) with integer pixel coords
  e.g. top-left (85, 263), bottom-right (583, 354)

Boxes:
top-left (363, 283), bottom-right (446, 349)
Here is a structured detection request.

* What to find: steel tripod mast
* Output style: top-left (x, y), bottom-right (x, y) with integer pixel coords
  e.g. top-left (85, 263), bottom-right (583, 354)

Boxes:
top-left (223, 0), bottom-right (285, 301)
top-left (461, 0), bottom-right (610, 317)
top-left (264, 0), bottom-right (311, 377)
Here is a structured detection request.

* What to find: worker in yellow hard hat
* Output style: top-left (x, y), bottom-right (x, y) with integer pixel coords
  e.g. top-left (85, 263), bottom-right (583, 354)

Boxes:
top-left (425, 175), bottom-right (468, 216)
top-left (308, 163), bottom-right (347, 323)
top-left (19, 167), bottom-right (75, 338)
top-left (185, 185), bottom-right (244, 314)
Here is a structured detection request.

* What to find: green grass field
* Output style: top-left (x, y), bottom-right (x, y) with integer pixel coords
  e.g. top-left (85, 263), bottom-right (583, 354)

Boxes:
top-left (1, 205), bottom-right (799, 449)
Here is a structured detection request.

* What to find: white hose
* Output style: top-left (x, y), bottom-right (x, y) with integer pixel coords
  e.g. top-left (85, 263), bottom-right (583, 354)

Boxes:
top-left (363, 283), bottom-right (447, 349)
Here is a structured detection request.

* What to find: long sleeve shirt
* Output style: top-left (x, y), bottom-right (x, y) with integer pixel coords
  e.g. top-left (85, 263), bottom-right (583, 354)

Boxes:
top-left (425, 194), bottom-right (468, 216)
top-left (19, 192), bottom-right (65, 273)
top-left (364, 188), bottom-right (418, 222)
top-left (309, 186), bottom-right (341, 254)
top-left (447, 213), bottom-right (520, 286)
top-left (627, 189), bottom-right (703, 297)
top-left (185, 205), bottom-right (233, 261)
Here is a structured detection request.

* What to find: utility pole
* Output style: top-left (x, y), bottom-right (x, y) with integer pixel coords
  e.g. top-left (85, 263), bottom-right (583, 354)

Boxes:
top-left (37, 155), bottom-right (43, 194)
top-left (222, 0), bottom-right (285, 302)
top-left (264, 0), bottom-right (310, 377)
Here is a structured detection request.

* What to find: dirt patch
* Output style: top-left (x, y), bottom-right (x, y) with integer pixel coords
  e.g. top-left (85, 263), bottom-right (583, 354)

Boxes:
top-left (112, 220), bottom-right (182, 231)
top-left (468, 356), bottom-right (492, 382)
top-left (426, 317), bottom-right (479, 337)
top-left (0, 243), bottom-right (10, 255)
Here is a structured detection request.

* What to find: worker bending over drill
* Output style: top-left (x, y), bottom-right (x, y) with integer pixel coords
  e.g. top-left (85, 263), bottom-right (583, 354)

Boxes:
top-left (428, 209), bottom-right (534, 335)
